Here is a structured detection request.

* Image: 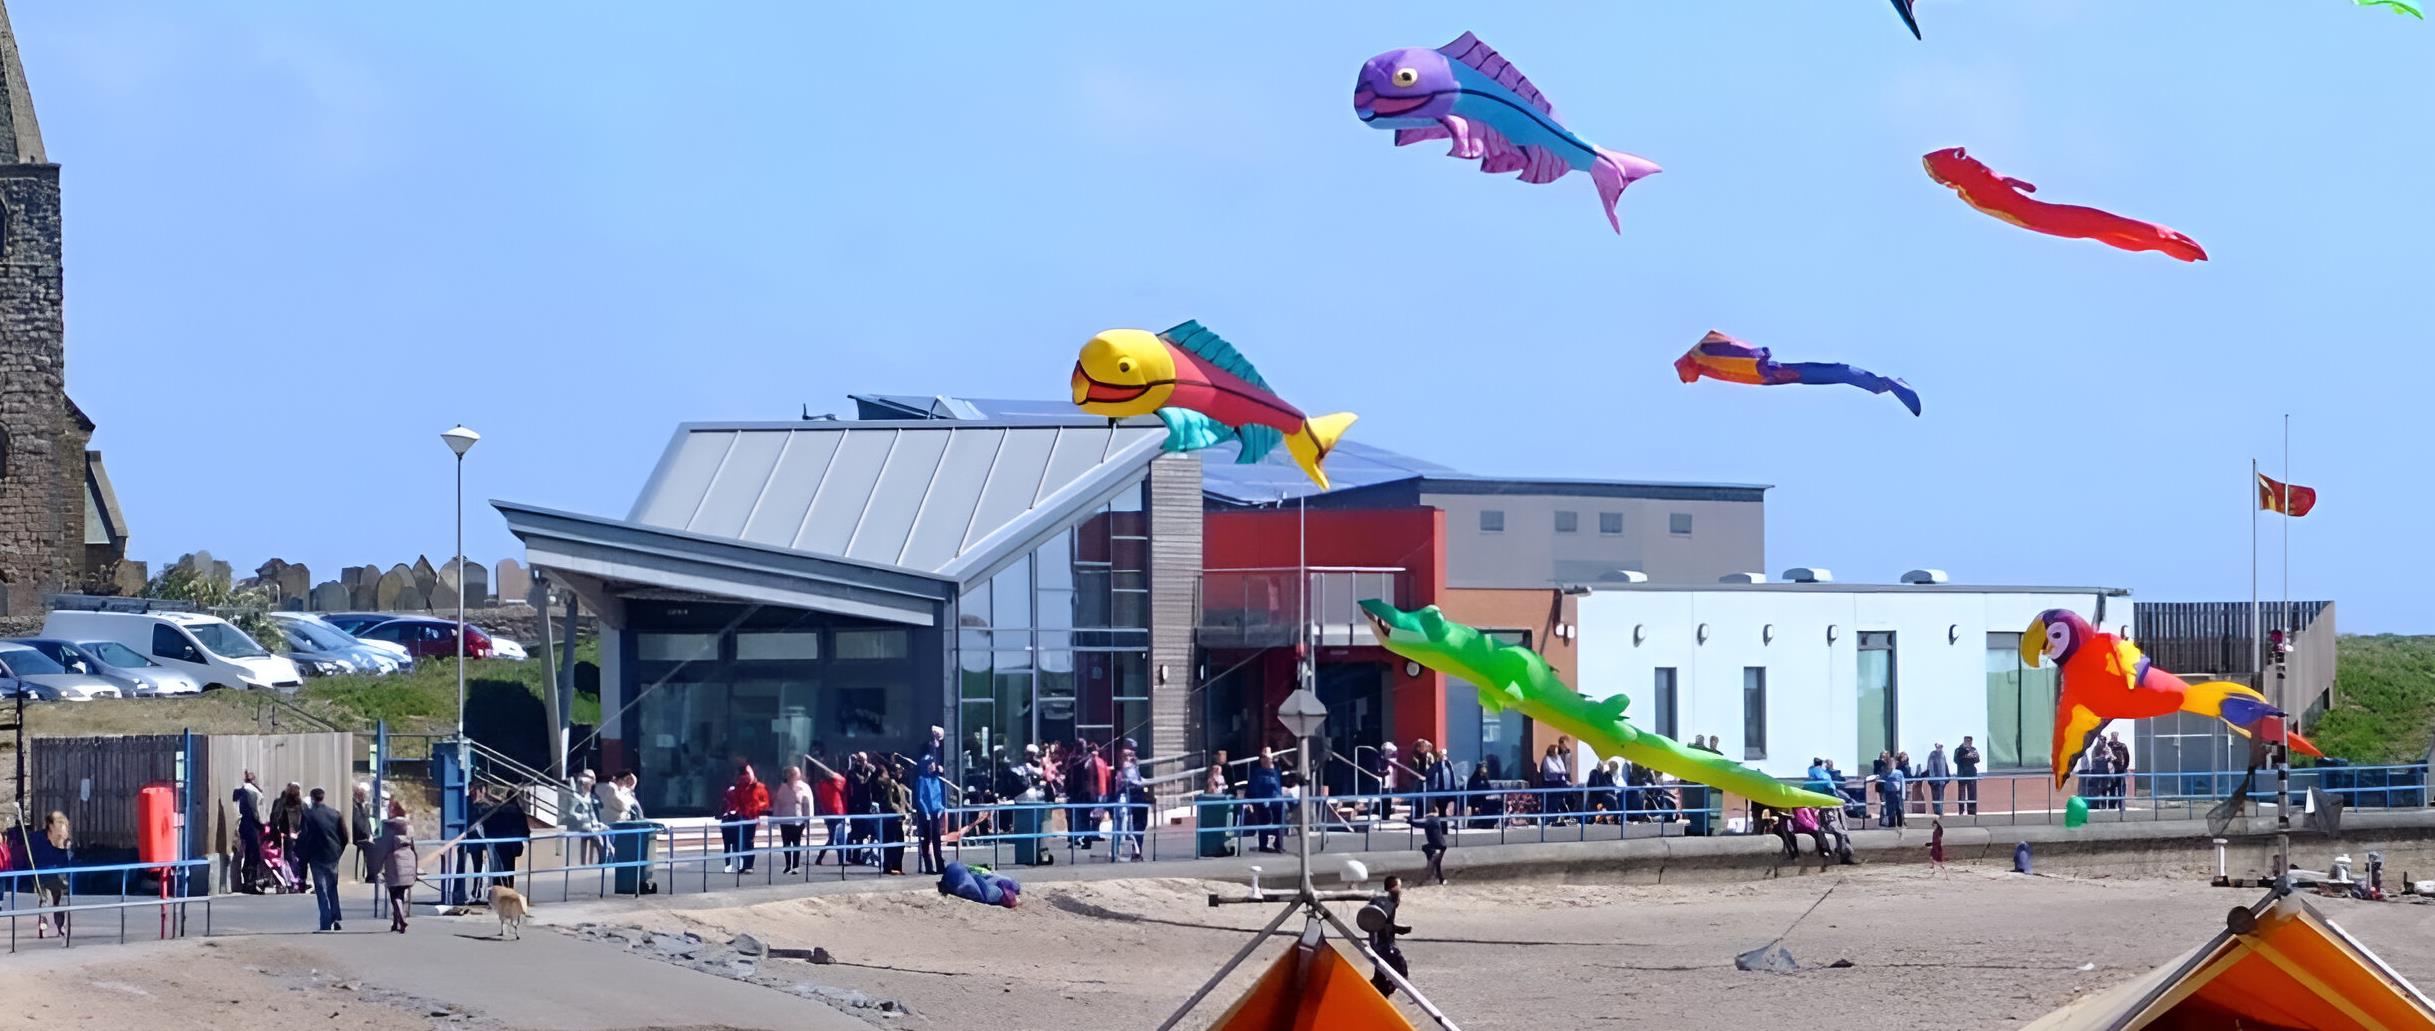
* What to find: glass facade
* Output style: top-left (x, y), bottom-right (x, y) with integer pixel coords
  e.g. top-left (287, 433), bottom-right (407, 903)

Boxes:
top-left (624, 601), bottom-right (938, 816)
top-left (1984, 632), bottom-right (2059, 770)
top-left (954, 484), bottom-right (1153, 780)
top-left (1856, 632), bottom-right (1897, 766)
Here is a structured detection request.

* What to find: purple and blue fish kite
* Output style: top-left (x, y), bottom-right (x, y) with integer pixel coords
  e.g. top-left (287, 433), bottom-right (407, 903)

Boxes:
top-left (1354, 32), bottom-right (1660, 233)
top-left (1675, 331), bottom-right (1922, 416)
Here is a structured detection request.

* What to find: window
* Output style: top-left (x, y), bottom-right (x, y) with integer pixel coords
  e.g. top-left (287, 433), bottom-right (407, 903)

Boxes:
top-left (736, 632), bottom-right (821, 661)
top-left (1857, 632), bottom-right (1897, 766)
top-left (152, 624), bottom-right (202, 663)
top-left (0, 425), bottom-right (9, 480)
top-left (1986, 632), bottom-right (2058, 769)
top-left (1479, 509), bottom-right (1505, 533)
top-left (1668, 513), bottom-right (1693, 536)
top-left (1742, 667), bottom-right (1767, 760)
top-left (1652, 668), bottom-right (1678, 740)
top-left (638, 632), bottom-right (720, 662)
top-left (1598, 512), bottom-right (1622, 535)
top-left (1554, 510), bottom-right (1578, 534)
top-left (833, 629), bottom-right (908, 660)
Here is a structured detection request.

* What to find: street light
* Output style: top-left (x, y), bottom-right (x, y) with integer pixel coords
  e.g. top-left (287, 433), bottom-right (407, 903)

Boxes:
top-left (1276, 687), bottom-right (1328, 896)
top-left (441, 425), bottom-right (480, 741)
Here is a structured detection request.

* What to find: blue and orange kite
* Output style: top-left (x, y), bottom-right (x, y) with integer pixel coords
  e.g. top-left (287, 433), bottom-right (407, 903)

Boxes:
top-left (1674, 331), bottom-right (1921, 416)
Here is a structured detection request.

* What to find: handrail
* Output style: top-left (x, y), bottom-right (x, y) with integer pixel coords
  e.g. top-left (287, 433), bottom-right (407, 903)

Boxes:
top-left (1201, 565), bottom-right (1409, 574)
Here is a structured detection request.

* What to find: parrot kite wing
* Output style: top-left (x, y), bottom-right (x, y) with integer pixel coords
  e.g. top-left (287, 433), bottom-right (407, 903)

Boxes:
top-left (2025, 609), bottom-right (2321, 789)
top-left (2357, 0), bottom-right (2424, 18)
top-left (1071, 321), bottom-right (1355, 488)
top-left (1676, 331), bottom-right (1922, 416)
top-left (1358, 599), bottom-right (1843, 811)
top-left (1922, 147), bottom-right (2207, 262)
top-left (1890, 0), bottom-right (1923, 38)
top-left (1354, 33), bottom-right (1661, 233)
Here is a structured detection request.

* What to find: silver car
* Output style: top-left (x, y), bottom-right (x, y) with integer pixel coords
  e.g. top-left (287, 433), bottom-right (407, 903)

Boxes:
top-left (31, 638), bottom-right (203, 697)
top-left (0, 641), bottom-right (125, 701)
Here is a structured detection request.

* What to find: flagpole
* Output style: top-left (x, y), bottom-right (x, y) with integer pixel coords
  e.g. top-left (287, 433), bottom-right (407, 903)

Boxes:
top-left (2276, 416), bottom-right (2292, 892)
top-left (2281, 414), bottom-right (2291, 649)
top-left (2250, 458), bottom-right (2261, 680)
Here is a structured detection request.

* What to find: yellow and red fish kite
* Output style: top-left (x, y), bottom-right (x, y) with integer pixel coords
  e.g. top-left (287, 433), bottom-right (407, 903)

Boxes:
top-left (1072, 321), bottom-right (1355, 489)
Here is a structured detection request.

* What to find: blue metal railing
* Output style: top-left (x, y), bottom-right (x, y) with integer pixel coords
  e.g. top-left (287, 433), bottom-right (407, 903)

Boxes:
top-left (365, 762), bottom-right (2431, 910)
top-left (1, 858), bottom-right (213, 953)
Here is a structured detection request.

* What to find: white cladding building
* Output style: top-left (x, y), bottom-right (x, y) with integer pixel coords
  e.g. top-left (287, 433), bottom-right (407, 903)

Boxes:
top-left (1573, 570), bottom-right (2131, 780)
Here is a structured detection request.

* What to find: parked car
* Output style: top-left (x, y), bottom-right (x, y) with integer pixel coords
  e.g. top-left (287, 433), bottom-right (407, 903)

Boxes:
top-left (482, 632), bottom-right (529, 661)
top-left (17, 638), bottom-right (201, 697)
top-left (317, 612), bottom-right (418, 667)
top-left (270, 612), bottom-right (403, 675)
top-left (41, 610), bottom-right (304, 693)
top-left (0, 642), bottom-right (125, 701)
top-left (353, 617), bottom-right (495, 661)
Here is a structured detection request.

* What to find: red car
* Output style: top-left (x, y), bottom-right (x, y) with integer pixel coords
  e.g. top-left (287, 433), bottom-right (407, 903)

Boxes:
top-left (354, 618), bottom-right (495, 660)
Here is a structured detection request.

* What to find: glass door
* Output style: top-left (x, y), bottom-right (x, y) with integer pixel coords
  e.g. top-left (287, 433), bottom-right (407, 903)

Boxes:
top-left (1857, 632), bottom-right (1897, 767)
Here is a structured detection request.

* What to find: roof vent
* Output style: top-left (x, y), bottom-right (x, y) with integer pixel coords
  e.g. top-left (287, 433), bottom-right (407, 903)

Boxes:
top-left (1901, 568), bottom-right (1950, 585)
top-left (1782, 567), bottom-right (1833, 584)
top-left (1605, 570), bottom-right (1650, 584)
top-left (1718, 572), bottom-right (1767, 584)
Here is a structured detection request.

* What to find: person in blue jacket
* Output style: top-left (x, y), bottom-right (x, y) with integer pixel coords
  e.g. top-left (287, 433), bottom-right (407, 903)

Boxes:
top-left (913, 744), bottom-right (949, 876)
top-left (26, 811), bottom-right (74, 939)
top-left (1246, 749), bottom-right (1284, 854)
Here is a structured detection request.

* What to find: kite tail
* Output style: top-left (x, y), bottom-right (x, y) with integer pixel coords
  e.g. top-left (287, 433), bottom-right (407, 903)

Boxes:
top-left (2203, 683), bottom-right (2324, 757)
top-left (2154, 228), bottom-right (2207, 263)
top-left (1589, 146), bottom-right (1661, 234)
top-left (1285, 412), bottom-right (1357, 490)
top-left (1889, 379), bottom-right (1923, 417)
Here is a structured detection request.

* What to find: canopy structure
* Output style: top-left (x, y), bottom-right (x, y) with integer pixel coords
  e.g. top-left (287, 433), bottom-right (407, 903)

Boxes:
top-left (1206, 931), bottom-right (1414, 1031)
top-left (2027, 891), bottom-right (2435, 1031)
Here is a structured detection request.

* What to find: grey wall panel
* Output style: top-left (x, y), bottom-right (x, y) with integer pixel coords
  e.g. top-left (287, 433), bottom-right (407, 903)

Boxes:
top-left (846, 428), bottom-right (952, 564)
top-left (687, 430), bottom-right (790, 538)
top-left (963, 429), bottom-right (1056, 553)
top-left (793, 430), bottom-right (900, 554)
top-left (737, 431), bottom-right (844, 548)
top-left (632, 431), bottom-right (738, 529)
top-left (1035, 427), bottom-right (1111, 505)
top-left (898, 428), bottom-right (1006, 569)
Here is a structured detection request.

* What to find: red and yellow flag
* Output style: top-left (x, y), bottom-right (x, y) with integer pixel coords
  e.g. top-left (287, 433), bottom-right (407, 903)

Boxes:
top-left (2259, 473), bottom-right (2317, 517)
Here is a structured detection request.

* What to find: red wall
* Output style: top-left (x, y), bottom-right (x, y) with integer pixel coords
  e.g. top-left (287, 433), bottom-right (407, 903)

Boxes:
top-left (1204, 507), bottom-right (1450, 748)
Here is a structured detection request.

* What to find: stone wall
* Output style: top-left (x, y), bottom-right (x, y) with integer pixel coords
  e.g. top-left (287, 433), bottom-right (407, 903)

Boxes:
top-left (0, 161), bottom-right (68, 617)
top-left (1147, 453), bottom-right (1202, 762)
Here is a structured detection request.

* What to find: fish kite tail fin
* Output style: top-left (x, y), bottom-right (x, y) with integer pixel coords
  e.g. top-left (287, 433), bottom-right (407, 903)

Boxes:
top-left (1589, 146), bottom-right (1662, 234)
top-left (1286, 412), bottom-right (1357, 489)
top-left (1889, 378), bottom-right (1923, 417)
top-left (2159, 229), bottom-right (2208, 263)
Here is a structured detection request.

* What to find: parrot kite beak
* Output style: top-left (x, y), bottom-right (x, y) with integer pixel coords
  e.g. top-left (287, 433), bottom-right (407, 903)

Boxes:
top-left (2020, 616), bottom-right (2049, 668)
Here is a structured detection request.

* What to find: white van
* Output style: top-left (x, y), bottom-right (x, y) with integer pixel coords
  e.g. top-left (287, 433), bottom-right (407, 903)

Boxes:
top-left (41, 610), bottom-right (305, 693)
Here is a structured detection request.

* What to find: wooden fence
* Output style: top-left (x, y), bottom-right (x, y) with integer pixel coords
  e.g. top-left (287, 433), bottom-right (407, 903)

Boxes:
top-left (24, 732), bottom-right (354, 877)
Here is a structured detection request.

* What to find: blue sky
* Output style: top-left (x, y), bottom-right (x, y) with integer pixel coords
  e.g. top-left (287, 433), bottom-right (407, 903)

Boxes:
top-left (21, 2), bottom-right (2427, 629)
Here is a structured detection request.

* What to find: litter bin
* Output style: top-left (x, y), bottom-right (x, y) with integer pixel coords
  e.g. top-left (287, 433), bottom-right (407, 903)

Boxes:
top-left (611, 821), bottom-right (661, 894)
top-left (1011, 804), bottom-right (1053, 867)
top-left (1196, 793), bottom-right (1238, 858)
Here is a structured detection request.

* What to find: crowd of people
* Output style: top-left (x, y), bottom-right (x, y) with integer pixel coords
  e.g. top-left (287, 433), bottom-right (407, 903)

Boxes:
top-left (228, 769), bottom-right (420, 933)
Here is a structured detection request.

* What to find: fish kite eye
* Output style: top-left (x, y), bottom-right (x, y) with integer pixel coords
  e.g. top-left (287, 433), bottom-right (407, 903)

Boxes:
top-left (1117, 359), bottom-right (1133, 373)
top-left (1391, 67), bottom-right (1419, 88)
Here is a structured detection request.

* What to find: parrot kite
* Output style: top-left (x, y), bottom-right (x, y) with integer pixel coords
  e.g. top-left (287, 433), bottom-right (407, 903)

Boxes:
top-left (2023, 609), bottom-right (2321, 790)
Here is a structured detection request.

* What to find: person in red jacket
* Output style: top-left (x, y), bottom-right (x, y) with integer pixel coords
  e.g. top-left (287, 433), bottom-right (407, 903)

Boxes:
top-left (722, 764), bottom-right (772, 875)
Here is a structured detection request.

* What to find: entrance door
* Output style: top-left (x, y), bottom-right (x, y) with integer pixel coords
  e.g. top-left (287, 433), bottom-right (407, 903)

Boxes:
top-left (1857, 632), bottom-right (1898, 766)
top-left (1315, 662), bottom-right (1386, 798)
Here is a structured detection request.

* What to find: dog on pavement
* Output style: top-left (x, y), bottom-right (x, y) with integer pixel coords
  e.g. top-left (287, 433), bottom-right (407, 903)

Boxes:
top-left (489, 885), bottom-right (529, 939)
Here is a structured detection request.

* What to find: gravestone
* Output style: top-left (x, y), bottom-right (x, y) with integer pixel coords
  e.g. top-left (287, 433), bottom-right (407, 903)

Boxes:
top-left (379, 564), bottom-right (422, 611)
top-left (455, 558), bottom-right (489, 607)
top-left (411, 556), bottom-right (440, 602)
top-left (493, 558), bottom-right (530, 607)
top-left (311, 581), bottom-right (351, 612)
top-left (276, 563), bottom-right (311, 604)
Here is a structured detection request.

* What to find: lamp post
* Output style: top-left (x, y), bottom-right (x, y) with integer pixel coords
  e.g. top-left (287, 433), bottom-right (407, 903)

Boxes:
top-left (441, 425), bottom-right (481, 741)
top-left (1276, 687), bottom-right (1328, 898)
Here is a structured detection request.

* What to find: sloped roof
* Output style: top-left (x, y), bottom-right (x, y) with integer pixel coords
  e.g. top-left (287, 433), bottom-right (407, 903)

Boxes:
top-left (0, 0), bottom-right (43, 164)
top-left (628, 419), bottom-right (1164, 582)
top-left (2027, 890), bottom-right (2435, 1030)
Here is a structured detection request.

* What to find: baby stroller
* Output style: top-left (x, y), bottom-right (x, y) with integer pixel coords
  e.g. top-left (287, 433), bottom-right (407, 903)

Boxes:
top-left (259, 835), bottom-right (301, 893)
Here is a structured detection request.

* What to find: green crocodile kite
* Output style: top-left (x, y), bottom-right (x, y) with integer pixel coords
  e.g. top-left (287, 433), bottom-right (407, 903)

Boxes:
top-left (1359, 599), bottom-right (1842, 811)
